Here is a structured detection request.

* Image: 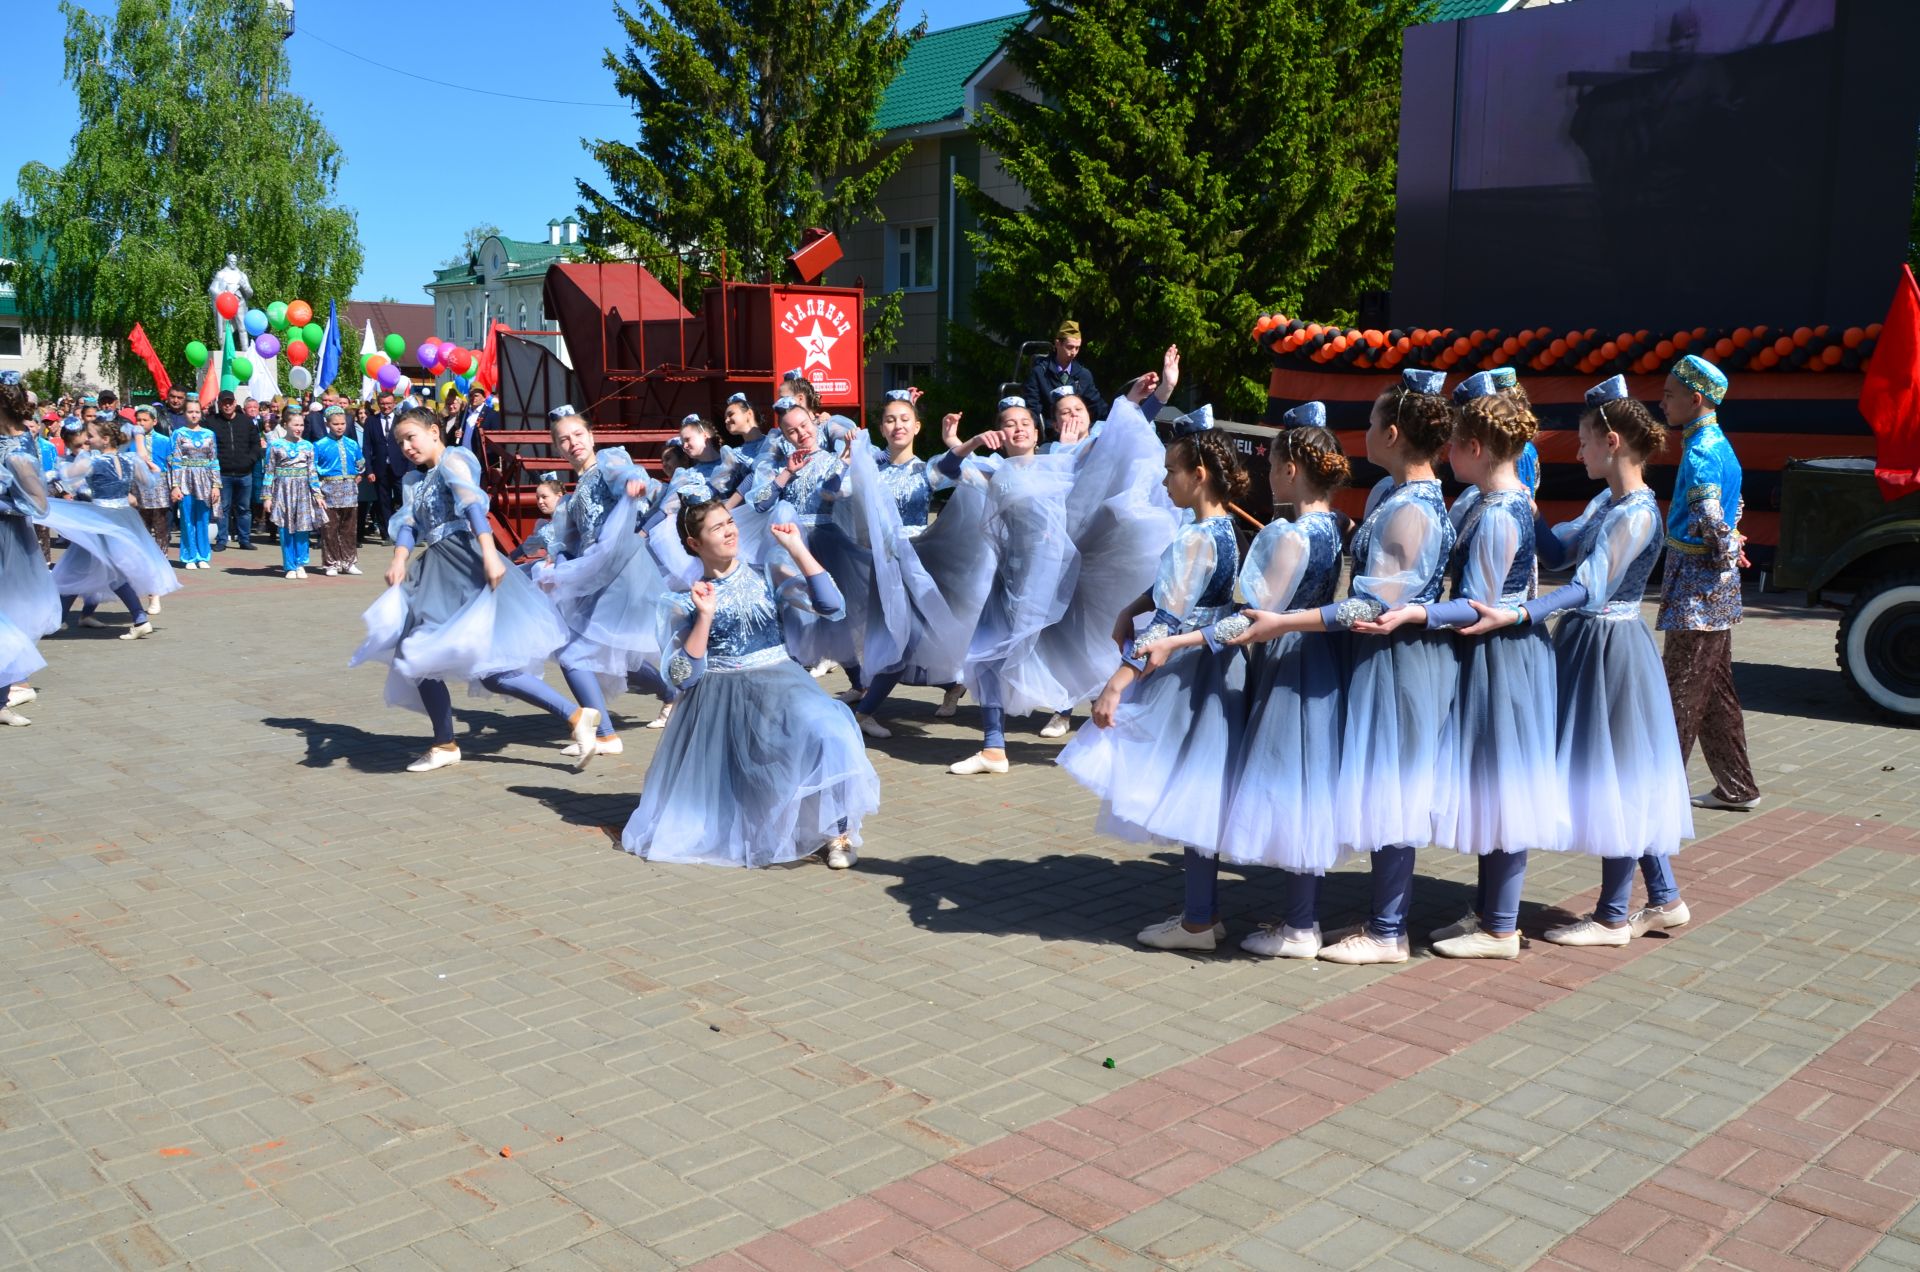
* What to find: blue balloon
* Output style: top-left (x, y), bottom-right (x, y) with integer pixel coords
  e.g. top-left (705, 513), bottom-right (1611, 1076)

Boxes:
top-left (244, 307), bottom-right (269, 337)
top-left (453, 375), bottom-right (472, 394)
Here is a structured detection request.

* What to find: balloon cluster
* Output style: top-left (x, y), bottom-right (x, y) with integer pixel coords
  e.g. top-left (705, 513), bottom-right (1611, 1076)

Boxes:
top-left (415, 338), bottom-right (480, 394)
top-left (189, 295), bottom-right (328, 389)
top-left (1249, 314), bottom-right (1887, 376)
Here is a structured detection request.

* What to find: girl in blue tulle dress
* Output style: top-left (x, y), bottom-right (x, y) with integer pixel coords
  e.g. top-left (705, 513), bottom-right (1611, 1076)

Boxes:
top-left (944, 361), bottom-right (1181, 775)
top-left (351, 410), bottom-right (596, 773)
top-left (1360, 385), bottom-right (1567, 960)
top-left (849, 389), bottom-right (994, 737)
top-left (622, 501), bottom-right (880, 869)
top-left (0, 376), bottom-right (60, 725)
top-left (49, 418), bottom-right (180, 641)
top-left (1459, 378), bottom-right (1693, 945)
top-left (1058, 413), bottom-right (1249, 948)
top-left (1134, 425), bottom-right (1354, 957)
top-left (537, 412), bottom-right (678, 754)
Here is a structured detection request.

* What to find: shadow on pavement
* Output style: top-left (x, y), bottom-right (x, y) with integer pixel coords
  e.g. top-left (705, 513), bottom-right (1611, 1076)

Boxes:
top-left (262, 709), bottom-right (586, 773)
top-left (505, 784), bottom-right (637, 845)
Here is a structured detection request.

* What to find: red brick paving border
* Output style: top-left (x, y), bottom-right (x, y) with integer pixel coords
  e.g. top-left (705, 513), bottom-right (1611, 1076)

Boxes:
top-left (1535, 985), bottom-right (1920, 1272)
top-left (689, 810), bottom-right (1920, 1272)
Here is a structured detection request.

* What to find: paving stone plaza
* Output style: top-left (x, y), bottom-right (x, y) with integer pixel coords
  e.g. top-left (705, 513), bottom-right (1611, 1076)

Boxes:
top-left (5, 557), bottom-right (1919, 1272)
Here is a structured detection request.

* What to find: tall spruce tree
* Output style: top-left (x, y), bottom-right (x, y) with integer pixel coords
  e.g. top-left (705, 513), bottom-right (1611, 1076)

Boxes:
top-left (578, 0), bottom-right (922, 352)
top-left (961, 0), bottom-right (1424, 413)
top-left (2, 0), bottom-right (362, 395)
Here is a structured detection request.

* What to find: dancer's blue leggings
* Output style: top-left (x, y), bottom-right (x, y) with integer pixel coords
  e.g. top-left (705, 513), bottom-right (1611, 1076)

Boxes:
top-left (416, 672), bottom-right (581, 746)
top-left (1595, 854), bottom-right (1680, 924)
top-left (64, 586), bottom-right (147, 625)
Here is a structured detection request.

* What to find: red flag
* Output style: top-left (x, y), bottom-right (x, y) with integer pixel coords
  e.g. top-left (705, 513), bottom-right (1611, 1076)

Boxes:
top-left (473, 320), bottom-right (504, 395)
top-left (198, 347), bottom-right (222, 408)
top-left (127, 323), bottom-right (172, 398)
top-left (1860, 264), bottom-right (1920, 501)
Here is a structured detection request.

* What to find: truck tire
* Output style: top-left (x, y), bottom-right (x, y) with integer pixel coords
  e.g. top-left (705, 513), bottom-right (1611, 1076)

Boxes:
top-left (1836, 571), bottom-right (1920, 724)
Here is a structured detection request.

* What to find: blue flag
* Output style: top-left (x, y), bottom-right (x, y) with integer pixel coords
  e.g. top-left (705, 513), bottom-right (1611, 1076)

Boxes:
top-left (316, 299), bottom-right (344, 389)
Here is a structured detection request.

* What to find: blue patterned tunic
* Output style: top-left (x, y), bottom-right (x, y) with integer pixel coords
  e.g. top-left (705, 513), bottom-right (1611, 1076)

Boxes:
top-left (1658, 416), bottom-right (1743, 632)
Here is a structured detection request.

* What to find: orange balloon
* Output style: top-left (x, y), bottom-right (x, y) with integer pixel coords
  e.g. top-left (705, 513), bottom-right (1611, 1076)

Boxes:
top-left (1754, 349), bottom-right (1777, 369)
top-left (1502, 337), bottom-right (1520, 355)
top-left (1617, 333), bottom-right (1634, 351)
top-left (1366, 329), bottom-right (1386, 348)
top-left (1452, 337), bottom-right (1470, 356)
top-left (1792, 326), bottom-right (1813, 346)
top-left (1469, 330), bottom-right (1486, 345)
top-left (1329, 335), bottom-right (1349, 353)
top-left (1306, 323), bottom-right (1323, 338)
top-left (1715, 338), bottom-right (1736, 359)
top-left (1548, 339), bottom-right (1568, 359)
top-left (1395, 337), bottom-right (1411, 353)
top-left (1600, 342), bottom-right (1618, 360)
top-left (1773, 336), bottom-right (1794, 357)
top-left (287, 300), bottom-right (313, 329)
top-left (1355, 355), bottom-right (1374, 369)
top-left (1732, 328), bottom-right (1752, 347)
top-left (1868, 323), bottom-right (1884, 339)
top-left (1821, 345), bottom-right (1843, 366)
top-left (1654, 340), bottom-right (1674, 360)
top-left (1753, 325), bottom-right (1769, 340)
top-left (365, 353), bottom-right (388, 375)
top-left (1672, 331), bottom-right (1691, 351)
top-left (1844, 327), bottom-right (1865, 349)
top-left (1814, 324), bottom-right (1829, 337)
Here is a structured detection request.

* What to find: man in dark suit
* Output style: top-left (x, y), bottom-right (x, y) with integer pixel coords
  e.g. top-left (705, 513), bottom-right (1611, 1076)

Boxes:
top-left (360, 392), bottom-right (409, 540)
top-left (1023, 319), bottom-right (1107, 429)
top-left (302, 391), bottom-right (330, 442)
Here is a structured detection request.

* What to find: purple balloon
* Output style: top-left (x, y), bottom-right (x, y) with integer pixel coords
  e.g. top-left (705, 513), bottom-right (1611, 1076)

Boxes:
top-left (416, 342), bottom-right (440, 367)
top-left (376, 363), bottom-right (403, 391)
top-left (253, 332), bottom-right (281, 360)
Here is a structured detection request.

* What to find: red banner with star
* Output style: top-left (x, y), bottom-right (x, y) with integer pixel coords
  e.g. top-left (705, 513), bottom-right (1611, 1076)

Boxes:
top-left (771, 289), bottom-right (861, 407)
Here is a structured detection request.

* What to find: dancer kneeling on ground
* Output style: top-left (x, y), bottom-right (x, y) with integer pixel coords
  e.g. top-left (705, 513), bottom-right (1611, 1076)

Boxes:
top-left (621, 501), bottom-right (879, 870)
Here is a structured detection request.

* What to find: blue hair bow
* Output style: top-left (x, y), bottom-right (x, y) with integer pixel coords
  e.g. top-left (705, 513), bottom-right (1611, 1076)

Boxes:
top-left (546, 404), bottom-right (577, 422)
top-left (1282, 401), bottom-right (1326, 429)
top-left (1171, 404), bottom-right (1214, 436)
top-left (884, 389), bottom-right (915, 403)
top-left (997, 395), bottom-right (1030, 412)
top-left (1585, 375), bottom-right (1630, 406)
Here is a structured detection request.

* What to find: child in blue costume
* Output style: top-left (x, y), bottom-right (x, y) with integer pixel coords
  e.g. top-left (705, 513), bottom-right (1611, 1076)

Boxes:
top-left (263, 427), bottom-right (326, 578)
top-left (0, 375), bottom-right (61, 725)
top-left (314, 406), bottom-right (366, 576)
top-left (126, 404), bottom-right (175, 557)
top-left (1210, 371), bottom-right (1459, 963)
top-left (1133, 422), bottom-right (1352, 957)
top-left (1059, 410), bottom-right (1249, 949)
top-left (850, 389), bottom-right (995, 737)
top-left (1460, 377), bottom-right (1692, 945)
top-left (1360, 383), bottom-right (1567, 959)
top-left (537, 411), bottom-right (678, 756)
top-left (622, 501), bottom-right (879, 869)
top-left (48, 418), bottom-right (180, 640)
top-left (168, 401), bottom-right (221, 568)
top-left (350, 409), bottom-right (597, 773)
top-left (509, 475), bottom-right (567, 568)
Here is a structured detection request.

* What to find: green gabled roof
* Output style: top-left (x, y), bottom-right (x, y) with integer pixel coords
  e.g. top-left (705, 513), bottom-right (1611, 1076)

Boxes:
top-left (1421, 0), bottom-right (1514, 21)
top-left (875, 13), bottom-right (1024, 133)
top-left (499, 239), bottom-right (579, 267)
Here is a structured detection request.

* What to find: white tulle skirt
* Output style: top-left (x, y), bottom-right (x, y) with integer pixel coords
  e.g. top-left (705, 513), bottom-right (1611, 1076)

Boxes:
top-left (351, 531), bottom-right (568, 713)
top-left (1553, 613), bottom-right (1694, 857)
top-left (1433, 624), bottom-right (1570, 856)
top-left (622, 658), bottom-right (881, 868)
top-left (1219, 631), bottom-right (1349, 873)
top-left (0, 513), bottom-right (60, 642)
top-left (1334, 627), bottom-right (1458, 852)
top-left (537, 492), bottom-right (672, 699)
top-left (1056, 642), bottom-right (1246, 850)
top-left (44, 502), bottom-right (180, 603)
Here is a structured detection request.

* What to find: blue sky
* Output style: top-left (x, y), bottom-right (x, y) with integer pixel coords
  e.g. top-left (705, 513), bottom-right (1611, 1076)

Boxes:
top-left (1, 0), bottom-right (1019, 303)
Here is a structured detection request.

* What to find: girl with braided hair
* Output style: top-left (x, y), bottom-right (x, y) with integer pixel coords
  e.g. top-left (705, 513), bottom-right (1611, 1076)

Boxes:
top-left (0, 373), bottom-right (59, 725)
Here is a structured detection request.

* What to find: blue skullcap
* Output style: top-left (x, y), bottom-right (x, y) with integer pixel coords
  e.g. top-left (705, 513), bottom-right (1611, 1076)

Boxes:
top-left (1585, 375), bottom-right (1630, 407)
top-left (324, 404), bottom-right (346, 419)
top-left (1452, 371), bottom-right (1500, 404)
top-left (1282, 401), bottom-right (1327, 429)
top-left (1491, 367), bottom-right (1519, 390)
top-left (1402, 369), bottom-right (1446, 396)
top-left (1170, 404), bottom-right (1215, 436)
top-left (61, 415), bottom-right (82, 430)
top-left (0, 371), bottom-right (19, 386)
top-left (997, 395), bottom-right (1031, 413)
top-left (883, 389), bottom-right (915, 403)
top-left (81, 395), bottom-right (98, 406)
top-left (1671, 354), bottom-right (1727, 405)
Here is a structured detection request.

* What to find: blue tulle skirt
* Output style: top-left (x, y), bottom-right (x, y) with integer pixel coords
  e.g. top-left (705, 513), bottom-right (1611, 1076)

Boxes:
top-left (622, 657), bottom-right (880, 867)
top-left (538, 492), bottom-right (671, 698)
top-left (784, 523), bottom-right (869, 670)
top-left (1434, 624), bottom-right (1568, 856)
top-left (0, 513), bottom-right (60, 643)
top-left (1219, 631), bottom-right (1349, 873)
top-left (1553, 613), bottom-right (1694, 857)
top-left (351, 531), bottom-right (568, 713)
top-left (1335, 627), bottom-right (1458, 852)
top-left (1057, 643), bottom-right (1246, 850)
top-left (44, 502), bottom-right (180, 603)
top-left (871, 485), bottom-right (995, 687)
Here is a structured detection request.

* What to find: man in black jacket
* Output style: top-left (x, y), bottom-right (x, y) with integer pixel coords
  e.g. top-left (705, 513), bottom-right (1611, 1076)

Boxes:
top-left (360, 392), bottom-right (410, 539)
top-left (207, 389), bottom-right (266, 550)
top-left (1022, 320), bottom-right (1107, 429)
top-left (159, 386), bottom-right (190, 435)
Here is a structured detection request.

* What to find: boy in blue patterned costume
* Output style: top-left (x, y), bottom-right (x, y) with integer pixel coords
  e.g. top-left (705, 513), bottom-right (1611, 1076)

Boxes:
top-left (1657, 355), bottom-right (1759, 812)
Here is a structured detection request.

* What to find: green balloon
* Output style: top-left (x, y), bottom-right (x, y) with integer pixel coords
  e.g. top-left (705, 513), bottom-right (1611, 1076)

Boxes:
top-left (384, 332), bottom-right (406, 360)
top-left (231, 355), bottom-right (253, 380)
top-left (185, 340), bottom-right (209, 367)
top-left (302, 322), bottom-right (323, 347)
top-left (267, 301), bottom-right (288, 330)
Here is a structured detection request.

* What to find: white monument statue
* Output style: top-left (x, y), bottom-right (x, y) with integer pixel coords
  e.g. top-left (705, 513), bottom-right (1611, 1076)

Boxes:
top-left (209, 252), bottom-right (255, 351)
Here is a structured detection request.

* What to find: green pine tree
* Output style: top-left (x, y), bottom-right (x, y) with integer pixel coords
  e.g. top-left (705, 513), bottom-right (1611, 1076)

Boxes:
top-left (960, 0), bottom-right (1426, 414)
top-left (577, 0), bottom-right (923, 354)
top-left (2, 0), bottom-right (362, 397)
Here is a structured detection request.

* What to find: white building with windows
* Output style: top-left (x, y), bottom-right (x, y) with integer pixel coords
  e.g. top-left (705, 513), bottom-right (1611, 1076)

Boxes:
top-left (424, 218), bottom-right (586, 364)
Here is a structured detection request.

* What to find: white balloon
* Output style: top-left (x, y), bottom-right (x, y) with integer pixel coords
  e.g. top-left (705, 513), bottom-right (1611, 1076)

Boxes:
top-left (288, 365), bottom-right (312, 390)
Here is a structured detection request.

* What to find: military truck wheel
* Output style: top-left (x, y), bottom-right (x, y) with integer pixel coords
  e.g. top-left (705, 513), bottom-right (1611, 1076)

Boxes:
top-left (1837, 571), bottom-right (1920, 724)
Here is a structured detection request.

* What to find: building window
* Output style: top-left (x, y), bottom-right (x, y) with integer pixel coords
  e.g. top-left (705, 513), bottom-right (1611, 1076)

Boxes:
top-left (884, 223), bottom-right (937, 292)
top-left (518, 303), bottom-right (527, 330)
top-left (885, 363), bottom-right (931, 392)
top-left (0, 325), bottom-right (21, 358)
top-left (464, 305), bottom-right (473, 341)
top-left (444, 305), bottom-right (454, 338)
